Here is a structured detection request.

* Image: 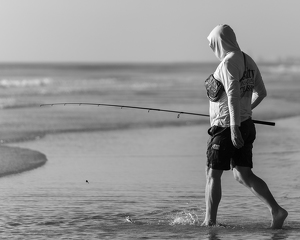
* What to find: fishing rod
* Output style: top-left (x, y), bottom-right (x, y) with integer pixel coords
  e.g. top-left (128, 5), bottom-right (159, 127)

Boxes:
top-left (40, 102), bottom-right (276, 126)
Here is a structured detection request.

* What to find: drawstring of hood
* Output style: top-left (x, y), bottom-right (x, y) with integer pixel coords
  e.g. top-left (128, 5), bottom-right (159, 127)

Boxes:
top-left (207, 24), bottom-right (240, 61)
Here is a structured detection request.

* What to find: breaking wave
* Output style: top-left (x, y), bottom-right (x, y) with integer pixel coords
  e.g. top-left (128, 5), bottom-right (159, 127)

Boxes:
top-left (0, 78), bottom-right (52, 88)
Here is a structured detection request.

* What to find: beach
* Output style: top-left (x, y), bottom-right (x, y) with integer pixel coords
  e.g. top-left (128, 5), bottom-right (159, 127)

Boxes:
top-left (0, 62), bottom-right (300, 239)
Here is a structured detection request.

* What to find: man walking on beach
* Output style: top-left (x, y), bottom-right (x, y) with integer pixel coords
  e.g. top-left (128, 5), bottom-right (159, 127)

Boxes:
top-left (202, 24), bottom-right (288, 228)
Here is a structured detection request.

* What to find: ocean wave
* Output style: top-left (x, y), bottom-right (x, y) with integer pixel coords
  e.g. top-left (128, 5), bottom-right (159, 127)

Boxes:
top-left (0, 78), bottom-right (52, 88)
top-left (262, 64), bottom-right (300, 74)
top-left (131, 82), bottom-right (172, 92)
top-left (0, 98), bottom-right (16, 109)
top-left (0, 97), bottom-right (41, 109)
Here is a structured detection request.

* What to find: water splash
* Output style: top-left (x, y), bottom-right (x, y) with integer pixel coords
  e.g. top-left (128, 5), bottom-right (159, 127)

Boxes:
top-left (169, 211), bottom-right (200, 226)
top-left (125, 216), bottom-right (134, 223)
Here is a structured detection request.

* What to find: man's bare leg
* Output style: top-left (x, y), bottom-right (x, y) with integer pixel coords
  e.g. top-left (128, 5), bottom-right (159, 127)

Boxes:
top-left (233, 166), bottom-right (288, 229)
top-left (201, 167), bottom-right (223, 226)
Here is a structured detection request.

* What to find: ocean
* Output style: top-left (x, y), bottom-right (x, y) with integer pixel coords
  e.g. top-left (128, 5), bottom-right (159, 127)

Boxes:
top-left (0, 61), bottom-right (300, 239)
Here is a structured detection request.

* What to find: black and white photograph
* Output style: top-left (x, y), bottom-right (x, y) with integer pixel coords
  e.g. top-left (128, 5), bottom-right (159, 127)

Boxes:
top-left (0, 0), bottom-right (299, 239)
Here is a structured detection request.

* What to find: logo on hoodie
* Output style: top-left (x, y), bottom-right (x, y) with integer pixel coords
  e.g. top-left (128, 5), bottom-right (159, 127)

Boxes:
top-left (240, 68), bottom-right (254, 96)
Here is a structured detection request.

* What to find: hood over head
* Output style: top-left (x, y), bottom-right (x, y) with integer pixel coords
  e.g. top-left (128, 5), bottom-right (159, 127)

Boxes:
top-left (207, 24), bottom-right (240, 61)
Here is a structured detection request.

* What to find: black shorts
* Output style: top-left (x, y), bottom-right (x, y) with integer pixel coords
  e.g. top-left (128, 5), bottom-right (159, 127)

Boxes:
top-left (206, 118), bottom-right (256, 170)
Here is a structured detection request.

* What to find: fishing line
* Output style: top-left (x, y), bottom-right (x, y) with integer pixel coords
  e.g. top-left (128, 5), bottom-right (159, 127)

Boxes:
top-left (40, 102), bottom-right (275, 126)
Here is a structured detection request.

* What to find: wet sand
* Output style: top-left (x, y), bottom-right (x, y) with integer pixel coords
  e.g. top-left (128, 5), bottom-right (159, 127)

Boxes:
top-left (0, 145), bottom-right (47, 178)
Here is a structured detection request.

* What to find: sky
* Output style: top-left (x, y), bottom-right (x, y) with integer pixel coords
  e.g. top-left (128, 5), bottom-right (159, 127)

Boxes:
top-left (0, 0), bottom-right (299, 63)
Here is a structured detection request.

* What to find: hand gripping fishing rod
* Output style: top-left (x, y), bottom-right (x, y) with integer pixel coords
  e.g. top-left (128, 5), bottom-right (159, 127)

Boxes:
top-left (39, 102), bottom-right (275, 126)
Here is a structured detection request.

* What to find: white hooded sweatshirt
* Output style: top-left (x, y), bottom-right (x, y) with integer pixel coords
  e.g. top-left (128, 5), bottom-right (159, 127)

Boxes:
top-left (207, 24), bottom-right (267, 127)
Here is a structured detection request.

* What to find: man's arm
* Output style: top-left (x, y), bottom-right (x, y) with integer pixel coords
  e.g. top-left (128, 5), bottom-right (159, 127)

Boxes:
top-left (229, 95), bottom-right (244, 149)
top-left (251, 87), bottom-right (267, 110)
top-left (225, 62), bottom-right (244, 149)
top-left (251, 66), bottom-right (267, 110)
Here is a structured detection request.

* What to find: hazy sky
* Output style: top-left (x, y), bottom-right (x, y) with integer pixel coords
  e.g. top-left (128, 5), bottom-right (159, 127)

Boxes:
top-left (0, 0), bottom-right (299, 63)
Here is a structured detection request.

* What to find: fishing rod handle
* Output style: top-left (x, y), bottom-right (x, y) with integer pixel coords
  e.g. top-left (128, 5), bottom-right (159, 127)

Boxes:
top-left (252, 119), bottom-right (275, 126)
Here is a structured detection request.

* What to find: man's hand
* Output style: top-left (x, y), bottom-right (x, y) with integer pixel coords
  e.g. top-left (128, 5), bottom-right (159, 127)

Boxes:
top-left (230, 125), bottom-right (244, 149)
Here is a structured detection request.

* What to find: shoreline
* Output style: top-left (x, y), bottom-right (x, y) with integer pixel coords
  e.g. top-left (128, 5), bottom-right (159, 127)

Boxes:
top-left (1, 113), bottom-right (300, 179)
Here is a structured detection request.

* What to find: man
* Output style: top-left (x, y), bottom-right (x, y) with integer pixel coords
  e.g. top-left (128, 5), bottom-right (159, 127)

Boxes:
top-left (202, 24), bottom-right (288, 228)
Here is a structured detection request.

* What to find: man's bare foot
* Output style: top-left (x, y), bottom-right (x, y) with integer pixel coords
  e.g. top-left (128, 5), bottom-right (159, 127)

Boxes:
top-left (201, 220), bottom-right (216, 227)
top-left (271, 207), bottom-right (288, 229)
top-left (201, 221), bottom-right (228, 228)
